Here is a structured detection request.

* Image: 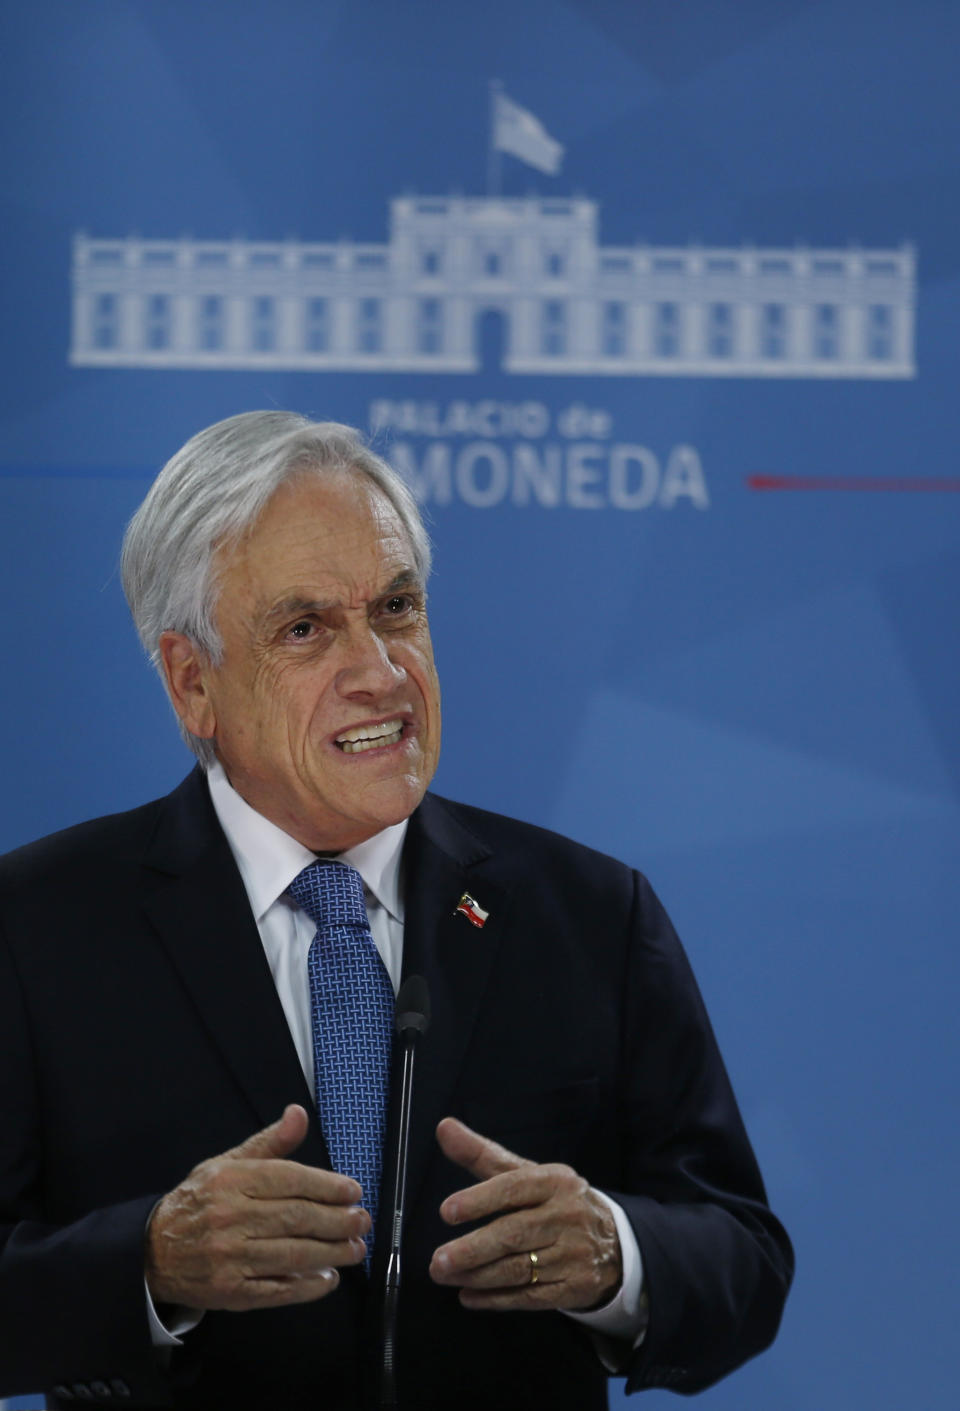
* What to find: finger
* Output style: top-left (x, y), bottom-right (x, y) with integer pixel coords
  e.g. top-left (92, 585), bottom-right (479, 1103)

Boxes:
top-left (440, 1165), bottom-right (560, 1226)
top-left (235, 1196), bottom-right (371, 1243)
top-left (223, 1158), bottom-right (362, 1206)
top-left (441, 1250), bottom-right (546, 1292)
top-left (454, 1259), bottom-right (606, 1312)
top-left (435, 1117), bottom-right (530, 1183)
top-left (233, 1234), bottom-right (368, 1277)
top-left (431, 1210), bottom-right (552, 1280)
top-left (225, 1105), bottom-right (310, 1162)
top-left (188, 1266), bottom-right (344, 1313)
top-left (235, 1268), bottom-right (342, 1309)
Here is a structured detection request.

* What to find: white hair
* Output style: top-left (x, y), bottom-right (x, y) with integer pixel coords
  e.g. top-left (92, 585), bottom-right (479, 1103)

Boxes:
top-left (120, 410), bottom-right (431, 766)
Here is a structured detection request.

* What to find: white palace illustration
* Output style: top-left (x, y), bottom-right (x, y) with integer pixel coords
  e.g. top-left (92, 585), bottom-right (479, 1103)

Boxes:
top-left (69, 193), bottom-right (916, 379)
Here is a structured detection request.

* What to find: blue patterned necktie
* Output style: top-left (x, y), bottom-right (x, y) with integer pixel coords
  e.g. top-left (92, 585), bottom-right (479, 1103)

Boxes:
top-left (287, 860), bottom-right (394, 1264)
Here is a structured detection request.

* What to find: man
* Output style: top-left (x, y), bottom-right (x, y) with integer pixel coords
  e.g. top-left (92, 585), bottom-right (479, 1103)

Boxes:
top-left (0, 411), bottom-right (792, 1409)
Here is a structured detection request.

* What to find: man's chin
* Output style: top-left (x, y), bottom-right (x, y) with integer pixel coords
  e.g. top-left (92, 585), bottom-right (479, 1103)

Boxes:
top-left (296, 775), bottom-right (431, 852)
top-left (352, 774), bottom-right (431, 832)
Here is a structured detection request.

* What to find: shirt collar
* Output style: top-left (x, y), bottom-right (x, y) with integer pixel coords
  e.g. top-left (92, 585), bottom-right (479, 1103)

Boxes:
top-left (206, 760), bottom-right (407, 924)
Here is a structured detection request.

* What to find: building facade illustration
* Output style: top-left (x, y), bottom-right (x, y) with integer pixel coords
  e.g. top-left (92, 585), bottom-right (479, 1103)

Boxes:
top-left (70, 195), bottom-right (916, 378)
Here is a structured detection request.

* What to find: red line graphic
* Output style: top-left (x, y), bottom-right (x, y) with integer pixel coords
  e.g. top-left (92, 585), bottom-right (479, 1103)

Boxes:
top-left (747, 474), bottom-right (960, 493)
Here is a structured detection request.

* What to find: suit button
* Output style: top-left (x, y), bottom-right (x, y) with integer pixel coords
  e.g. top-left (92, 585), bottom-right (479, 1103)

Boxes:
top-left (53, 1389), bottom-right (75, 1402)
top-left (110, 1381), bottom-right (131, 1399)
top-left (73, 1386), bottom-right (94, 1400)
top-left (90, 1381), bottom-right (112, 1398)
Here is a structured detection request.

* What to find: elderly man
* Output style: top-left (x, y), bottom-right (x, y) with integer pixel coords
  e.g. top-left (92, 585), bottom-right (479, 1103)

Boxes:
top-left (0, 412), bottom-right (791, 1409)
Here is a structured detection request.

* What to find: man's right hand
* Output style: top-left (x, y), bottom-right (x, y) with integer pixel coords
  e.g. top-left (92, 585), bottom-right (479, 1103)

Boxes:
top-left (145, 1104), bottom-right (369, 1312)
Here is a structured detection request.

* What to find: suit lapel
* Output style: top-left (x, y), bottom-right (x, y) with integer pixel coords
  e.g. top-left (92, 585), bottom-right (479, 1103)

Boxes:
top-left (138, 770), bottom-right (330, 1170)
top-left (396, 794), bottom-right (514, 1223)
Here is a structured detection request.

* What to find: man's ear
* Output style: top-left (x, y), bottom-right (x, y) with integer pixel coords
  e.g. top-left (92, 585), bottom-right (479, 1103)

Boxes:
top-left (158, 632), bottom-right (217, 740)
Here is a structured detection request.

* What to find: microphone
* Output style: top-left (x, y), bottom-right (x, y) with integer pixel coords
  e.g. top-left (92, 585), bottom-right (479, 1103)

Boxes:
top-left (380, 975), bottom-right (431, 1408)
top-left (395, 975), bottom-right (430, 1041)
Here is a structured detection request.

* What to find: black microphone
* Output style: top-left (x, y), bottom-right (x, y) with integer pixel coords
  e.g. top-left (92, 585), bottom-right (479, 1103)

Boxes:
top-left (380, 974), bottom-right (431, 1408)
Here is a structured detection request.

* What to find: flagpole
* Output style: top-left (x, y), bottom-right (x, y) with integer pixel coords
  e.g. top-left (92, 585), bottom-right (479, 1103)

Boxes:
top-left (487, 79), bottom-right (502, 196)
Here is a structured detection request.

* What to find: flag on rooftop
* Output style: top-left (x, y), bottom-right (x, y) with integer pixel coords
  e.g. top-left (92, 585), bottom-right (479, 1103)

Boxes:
top-left (493, 91), bottom-right (564, 175)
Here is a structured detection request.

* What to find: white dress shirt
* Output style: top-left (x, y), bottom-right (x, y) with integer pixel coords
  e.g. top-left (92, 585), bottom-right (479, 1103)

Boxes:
top-left (149, 764), bottom-right (646, 1355)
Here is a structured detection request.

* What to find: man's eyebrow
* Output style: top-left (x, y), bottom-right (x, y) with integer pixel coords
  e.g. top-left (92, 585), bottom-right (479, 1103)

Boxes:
top-left (382, 570), bottom-right (423, 594)
top-left (262, 595), bottom-right (335, 626)
top-left (262, 573), bottom-right (424, 626)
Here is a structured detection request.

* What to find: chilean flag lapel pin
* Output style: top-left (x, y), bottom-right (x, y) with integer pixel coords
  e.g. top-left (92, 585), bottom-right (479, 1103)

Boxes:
top-left (454, 892), bottom-right (489, 929)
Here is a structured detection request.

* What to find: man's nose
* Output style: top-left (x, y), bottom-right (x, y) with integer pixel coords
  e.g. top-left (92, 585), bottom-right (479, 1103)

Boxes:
top-left (336, 624), bottom-right (405, 696)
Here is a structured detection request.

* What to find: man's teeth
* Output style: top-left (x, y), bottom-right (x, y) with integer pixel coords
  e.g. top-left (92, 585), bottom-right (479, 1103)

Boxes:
top-left (336, 720), bottom-right (404, 753)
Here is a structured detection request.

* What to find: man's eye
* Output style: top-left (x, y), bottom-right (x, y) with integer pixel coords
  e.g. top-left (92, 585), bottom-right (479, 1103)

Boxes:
top-left (383, 596), bottom-right (413, 615)
top-left (288, 620), bottom-right (315, 639)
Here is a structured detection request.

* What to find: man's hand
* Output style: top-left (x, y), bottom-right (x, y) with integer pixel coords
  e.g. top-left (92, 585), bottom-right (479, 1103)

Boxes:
top-left (145, 1104), bottom-right (370, 1312)
top-left (429, 1117), bottom-right (622, 1312)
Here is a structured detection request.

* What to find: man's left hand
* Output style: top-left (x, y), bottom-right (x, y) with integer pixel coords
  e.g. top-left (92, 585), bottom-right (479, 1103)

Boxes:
top-left (429, 1117), bottom-right (622, 1312)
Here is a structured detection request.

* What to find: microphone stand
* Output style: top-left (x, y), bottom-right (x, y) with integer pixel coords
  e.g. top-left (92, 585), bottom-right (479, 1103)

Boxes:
top-left (380, 976), bottom-right (430, 1409)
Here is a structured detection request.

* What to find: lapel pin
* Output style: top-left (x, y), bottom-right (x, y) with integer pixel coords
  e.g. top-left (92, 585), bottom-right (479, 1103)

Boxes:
top-left (454, 892), bottom-right (489, 929)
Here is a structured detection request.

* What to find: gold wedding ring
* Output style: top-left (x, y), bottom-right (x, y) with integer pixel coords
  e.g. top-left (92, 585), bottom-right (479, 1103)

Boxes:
top-left (527, 1251), bottom-right (540, 1286)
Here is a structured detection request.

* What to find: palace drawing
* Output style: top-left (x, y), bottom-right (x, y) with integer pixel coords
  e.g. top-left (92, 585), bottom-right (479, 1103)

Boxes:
top-left (69, 195), bottom-right (916, 378)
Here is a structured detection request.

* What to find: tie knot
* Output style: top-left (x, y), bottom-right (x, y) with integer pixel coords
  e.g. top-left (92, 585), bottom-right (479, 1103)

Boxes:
top-left (287, 860), bottom-right (368, 930)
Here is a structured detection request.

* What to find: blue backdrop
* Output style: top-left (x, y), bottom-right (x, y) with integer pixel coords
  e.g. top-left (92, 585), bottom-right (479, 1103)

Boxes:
top-left (2, 3), bottom-right (959, 1407)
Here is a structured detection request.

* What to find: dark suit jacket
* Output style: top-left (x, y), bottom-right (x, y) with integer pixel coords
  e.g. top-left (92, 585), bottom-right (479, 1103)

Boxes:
top-left (0, 769), bottom-right (792, 1408)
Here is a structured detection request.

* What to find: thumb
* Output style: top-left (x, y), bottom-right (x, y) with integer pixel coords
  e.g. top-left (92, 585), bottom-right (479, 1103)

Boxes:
top-left (436, 1116), bottom-right (528, 1181)
top-left (226, 1103), bottom-right (310, 1161)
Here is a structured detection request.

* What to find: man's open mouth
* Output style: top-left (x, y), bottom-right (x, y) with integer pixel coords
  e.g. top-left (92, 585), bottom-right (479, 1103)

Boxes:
top-left (335, 719), bottom-right (405, 754)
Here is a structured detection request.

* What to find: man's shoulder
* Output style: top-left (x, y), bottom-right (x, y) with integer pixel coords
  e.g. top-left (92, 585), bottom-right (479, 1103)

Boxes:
top-left (0, 769), bottom-right (208, 892)
top-left (414, 793), bottom-right (650, 945)
top-left (418, 791), bottom-right (636, 883)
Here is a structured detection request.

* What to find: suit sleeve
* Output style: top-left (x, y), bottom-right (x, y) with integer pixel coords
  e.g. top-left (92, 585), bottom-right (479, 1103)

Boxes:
top-left (0, 923), bottom-right (176, 1405)
top-left (602, 871), bottom-right (793, 1395)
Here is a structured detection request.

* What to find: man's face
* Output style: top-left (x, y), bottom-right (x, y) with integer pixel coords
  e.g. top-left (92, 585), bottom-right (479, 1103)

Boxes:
top-left (169, 470), bottom-right (441, 851)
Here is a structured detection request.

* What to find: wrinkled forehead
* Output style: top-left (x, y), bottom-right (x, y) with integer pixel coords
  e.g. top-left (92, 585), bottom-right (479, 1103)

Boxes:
top-left (211, 465), bottom-right (419, 603)
top-left (241, 460), bottom-right (391, 542)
